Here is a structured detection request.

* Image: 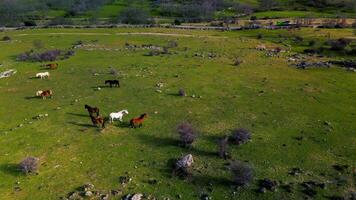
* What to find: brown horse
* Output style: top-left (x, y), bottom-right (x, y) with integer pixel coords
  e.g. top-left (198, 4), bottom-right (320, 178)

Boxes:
top-left (44, 63), bottom-right (58, 70)
top-left (85, 104), bottom-right (99, 116)
top-left (90, 115), bottom-right (105, 128)
top-left (130, 113), bottom-right (148, 128)
top-left (40, 90), bottom-right (53, 99)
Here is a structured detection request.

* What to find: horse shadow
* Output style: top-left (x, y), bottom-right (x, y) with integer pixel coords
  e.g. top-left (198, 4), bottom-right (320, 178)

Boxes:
top-left (190, 174), bottom-right (231, 187)
top-left (0, 163), bottom-right (22, 176)
top-left (114, 121), bottom-right (131, 128)
top-left (67, 113), bottom-right (88, 118)
top-left (25, 96), bottom-right (39, 100)
top-left (135, 134), bottom-right (179, 147)
top-left (68, 121), bottom-right (93, 128)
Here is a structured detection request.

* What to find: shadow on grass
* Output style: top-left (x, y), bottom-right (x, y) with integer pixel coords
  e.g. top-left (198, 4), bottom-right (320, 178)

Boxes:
top-left (135, 134), bottom-right (217, 157)
top-left (24, 96), bottom-right (39, 100)
top-left (166, 92), bottom-right (182, 97)
top-left (67, 112), bottom-right (89, 118)
top-left (135, 133), bottom-right (179, 147)
top-left (68, 121), bottom-right (93, 128)
top-left (90, 85), bottom-right (119, 89)
top-left (113, 121), bottom-right (131, 128)
top-left (191, 174), bottom-right (231, 187)
top-left (0, 163), bottom-right (22, 176)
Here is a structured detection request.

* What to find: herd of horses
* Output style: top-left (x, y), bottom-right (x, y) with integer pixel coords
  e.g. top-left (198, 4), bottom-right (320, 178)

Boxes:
top-left (34, 63), bottom-right (148, 129)
top-left (84, 104), bottom-right (147, 128)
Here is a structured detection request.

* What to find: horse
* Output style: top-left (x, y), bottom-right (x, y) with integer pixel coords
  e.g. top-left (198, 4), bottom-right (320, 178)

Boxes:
top-left (44, 63), bottom-right (58, 70)
top-left (109, 110), bottom-right (129, 123)
top-left (90, 115), bottom-right (105, 128)
top-left (36, 90), bottom-right (43, 97)
top-left (105, 80), bottom-right (120, 88)
top-left (40, 90), bottom-right (53, 99)
top-left (130, 113), bottom-right (147, 128)
top-left (36, 72), bottom-right (50, 79)
top-left (85, 104), bottom-right (100, 116)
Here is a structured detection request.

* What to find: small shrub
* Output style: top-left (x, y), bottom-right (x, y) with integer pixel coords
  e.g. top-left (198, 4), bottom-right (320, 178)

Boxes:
top-left (250, 16), bottom-right (257, 20)
top-left (23, 20), bottom-right (37, 27)
top-left (109, 67), bottom-right (119, 76)
top-left (33, 40), bottom-right (44, 49)
top-left (167, 41), bottom-right (178, 48)
top-left (329, 38), bottom-right (351, 51)
top-left (257, 34), bottom-right (263, 39)
top-left (19, 157), bottom-right (39, 174)
top-left (308, 40), bottom-right (316, 47)
top-left (294, 36), bottom-right (304, 43)
top-left (117, 7), bottom-right (152, 24)
top-left (17, 49), bottom-right (74, 62)
top-left (147, 49), bottom-right (161, 56)
top-left (218, 136), bottom-right (230, 159)
top-left (48, 17), bottom-right (74, 26)
top-left (233, 57), bottom-right (243, 66)
top-left (2, 36), bottom-right (11, 41)
top-left (177, 122), bottom-right (197, 146)
top-left (229, 128), bottom-right (251, 145)
top-left (178, 88), bottom-right (186, 96)
top-left (173, 19), bottom-right (181, 25)
top-left (229, 160), bottom-right (253, 186)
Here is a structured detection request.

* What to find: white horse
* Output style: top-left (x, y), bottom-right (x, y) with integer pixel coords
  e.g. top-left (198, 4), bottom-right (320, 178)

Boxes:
top-left (35, 90), bottom-right (43, 97)
top-left (36, 72), bottom-right (50, 79)
top-left (109, 110), bottom-right (129, 123)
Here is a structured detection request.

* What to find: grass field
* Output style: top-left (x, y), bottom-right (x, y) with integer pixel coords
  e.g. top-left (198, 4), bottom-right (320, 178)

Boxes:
top-left (0, 28), bottom-right (355, 200)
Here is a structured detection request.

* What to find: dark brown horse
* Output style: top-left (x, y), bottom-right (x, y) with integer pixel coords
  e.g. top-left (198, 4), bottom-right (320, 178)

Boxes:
top-left (85, 104), bottom-right (99, 116)
top-left (105, 80), bottom-right (120, 88)
top-left (44, 63), bottom-right (58, 70)
top-left (130, 113), bottom-right (148, 128)
top-left (90, 115), bottom-right (105, 128)
top-left (40, 90), bottom-right (53, 99)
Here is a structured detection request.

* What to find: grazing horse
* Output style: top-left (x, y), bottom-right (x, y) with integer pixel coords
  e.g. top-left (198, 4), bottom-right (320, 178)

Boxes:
top-left (90, 115), bottom-right (105, 128)
top-left (130, 113), bottom-right (147, 128)
top-left (85, 104), bottom-right (100, 116)
top-left (105, 80), bottom-right (120, 88)
top-left (36, 90), bottom-right (43, 97)
top-left (109, 110), bottom-right (129, 123)
top-left (36, 72), bottom-right (50, 79)
top-left (44, 63), bottom-right (58, 70)
top-left (40, 90), bottom-right (53, 99)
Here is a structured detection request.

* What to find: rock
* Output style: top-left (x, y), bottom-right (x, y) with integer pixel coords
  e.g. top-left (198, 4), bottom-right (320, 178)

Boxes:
top-left (84, 191), bottom-right (93, 197)
top-left (18, 124), bottom-right (23, 127)
top-left (289, 167), bottom-right (303, 176)
top-left (259, 178), bottom-right (278, 192)
top-left (119, 176), bottom-right (132, 185)
top-left (83, 183), bottom-right (95, 191)
top-left (156, 89), bottom-right (162, 93)
top-left (111, 190), bottom-right (122, 196)
top-left (100, 194), bottom-right (109, 200)
top-left (131, 193), bottom-right (143, 200)
top-left (176, 154), bottom-right (194, 169)
top-left (177, 194), bottom-right (182, 199)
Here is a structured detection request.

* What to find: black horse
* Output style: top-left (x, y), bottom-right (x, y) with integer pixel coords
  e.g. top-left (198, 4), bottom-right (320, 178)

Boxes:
top-left (85, 104), bottom-right (100, 117)
top-left (105, 80), bottom-right (120, 88)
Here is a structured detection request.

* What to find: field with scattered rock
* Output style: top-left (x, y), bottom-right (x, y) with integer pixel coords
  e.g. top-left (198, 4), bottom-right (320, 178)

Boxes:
top-left (0, 27), bottom-right (355, 200)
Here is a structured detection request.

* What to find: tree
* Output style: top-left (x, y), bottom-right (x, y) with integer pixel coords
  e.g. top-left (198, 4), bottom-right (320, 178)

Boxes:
top-left (117, 7), bottom-right (152, 24)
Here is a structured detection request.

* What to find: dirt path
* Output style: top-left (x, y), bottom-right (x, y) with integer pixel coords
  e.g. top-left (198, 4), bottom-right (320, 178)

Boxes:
top-left (14, 32), bottom-right (227, 39)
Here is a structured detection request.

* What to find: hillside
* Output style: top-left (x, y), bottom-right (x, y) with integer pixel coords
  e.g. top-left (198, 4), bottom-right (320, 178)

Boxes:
top-left (0, 0), bottom-right (355, 26)
top-left (0, 27), bottom-right (355, 200)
